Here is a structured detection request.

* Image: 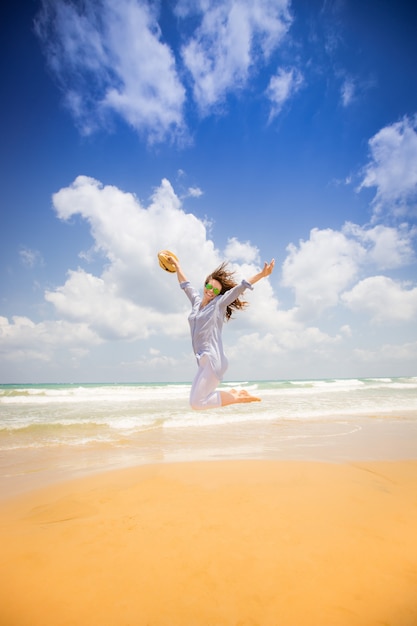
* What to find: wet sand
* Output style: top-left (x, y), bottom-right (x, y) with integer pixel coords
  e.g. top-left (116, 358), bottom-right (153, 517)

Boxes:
top-left (2, 414), bottom-right (417, 501)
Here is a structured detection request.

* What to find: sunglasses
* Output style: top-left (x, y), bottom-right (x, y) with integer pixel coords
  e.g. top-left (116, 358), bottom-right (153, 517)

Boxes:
top-left (205, 283), bottom-right (221, 296)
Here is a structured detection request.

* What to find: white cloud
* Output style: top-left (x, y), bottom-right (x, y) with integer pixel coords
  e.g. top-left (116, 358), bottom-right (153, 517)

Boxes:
top-left (34, 0), bottom-right (294, 139)
top-left (0, 315), bottom-right (101, 362)
top-left (341, 76), bottom-right (355, 107)
top-left (266, 67), bottom-right (303, 119)
top-left (45, 269), bottom-right (165, 341)
top-left (342, 276), bottom-right (417, 323)
top-left (35, 0), bottom-right (296, 138)
top-left (187, 186), bottom-right (203, 198)
top-left (224, 237), bottom-right (260, 264)
top-left (354, 341), bottom-right (417, 364)
top-left (179, 0), bottom-right (292, 112)
top-left (35, 0), bottom-right (186, 143)
top-left (226, 320), bottom-right (343, 380)
top-left (47, 175), bottom-right (221, 338)
top-left (102, 1), bottom-right (186, 143)
top-left (281, 222), bottom-right (416, 319)
top-left (19, 246), bottom-right (44, 268)
top-left (34, 176), bottom-right (282, 351)
top-left (237, 321), bottom-right (339, 354)
top-left (342, 222), bottom-right (416, 269)
top-left (1, 175), bottom-right (285, 378)
top-left (340, 325), bottom-right (352, 337)
top-left (358, 115), bottom-right (417, 219)
top-left (282, 227), bottom-right (364, 316)
top-left (3, 172), bottom-right (416, 381)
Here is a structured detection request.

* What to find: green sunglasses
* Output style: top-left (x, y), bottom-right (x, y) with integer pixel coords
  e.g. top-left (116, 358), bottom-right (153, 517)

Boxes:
top-left (205, 282), bottom-right (221, 296)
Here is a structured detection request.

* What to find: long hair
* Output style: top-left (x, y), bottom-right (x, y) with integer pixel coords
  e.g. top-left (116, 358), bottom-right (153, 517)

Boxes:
top-left (206, 262), bottom-right (248, 321)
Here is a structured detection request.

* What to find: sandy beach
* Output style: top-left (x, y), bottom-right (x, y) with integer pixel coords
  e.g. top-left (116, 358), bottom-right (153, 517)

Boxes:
top-left (1, 458), bottom-right (417, 626)
top-left (2, 380), bottom-right (417, 625)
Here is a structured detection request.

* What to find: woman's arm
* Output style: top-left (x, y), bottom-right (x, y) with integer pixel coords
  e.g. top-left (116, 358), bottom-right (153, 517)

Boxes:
top-left (168, 256), bottom-right (200, 306)
top-left (247, 259), bottom-right (275, 285)
top-left (219, 259), bottom-right (275, 309)
top-left (168, 255), bottom-right (188, 284)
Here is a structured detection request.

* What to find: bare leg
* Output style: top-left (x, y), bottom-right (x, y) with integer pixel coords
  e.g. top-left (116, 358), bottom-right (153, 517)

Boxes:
top-left (220, 388), bottom-right (261, 407)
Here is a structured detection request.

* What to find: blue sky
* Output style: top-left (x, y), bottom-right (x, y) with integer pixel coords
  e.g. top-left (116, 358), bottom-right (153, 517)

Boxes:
top-left (1, 0), bottom-right (417, 384)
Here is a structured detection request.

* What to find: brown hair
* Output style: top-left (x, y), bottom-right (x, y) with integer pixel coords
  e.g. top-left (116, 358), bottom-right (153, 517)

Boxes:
top-left (206, 262), bottom-right (248, 321)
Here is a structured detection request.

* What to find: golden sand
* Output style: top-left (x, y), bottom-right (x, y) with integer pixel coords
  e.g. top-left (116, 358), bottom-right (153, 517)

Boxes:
top-left (1, 460), bottom-right (417, 626)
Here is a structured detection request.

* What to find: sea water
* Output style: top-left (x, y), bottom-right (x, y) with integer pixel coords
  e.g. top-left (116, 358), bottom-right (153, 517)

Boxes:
top-left (1, 377), bottom-right (416, 450)
top-left (0, 377), bottom-right (417, 498)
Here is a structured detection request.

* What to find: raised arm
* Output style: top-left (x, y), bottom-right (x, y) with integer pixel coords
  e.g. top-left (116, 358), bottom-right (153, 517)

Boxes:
top-left (247, 259), bottom-right (275, 285)
top-left (167, 255), bottom-right (188, 284)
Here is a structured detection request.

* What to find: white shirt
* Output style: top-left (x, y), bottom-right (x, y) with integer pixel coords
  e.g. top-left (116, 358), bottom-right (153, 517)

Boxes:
top-left (180, 279), bottom-right (253, 379)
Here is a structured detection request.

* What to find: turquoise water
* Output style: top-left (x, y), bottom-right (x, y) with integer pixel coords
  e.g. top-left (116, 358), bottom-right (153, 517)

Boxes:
top-left (1, 377), bottom-right (416, 497)
top-left (1, 377), bottom-right (416, 452)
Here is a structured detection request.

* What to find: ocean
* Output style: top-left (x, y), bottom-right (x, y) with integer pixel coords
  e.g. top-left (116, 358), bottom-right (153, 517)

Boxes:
top-left (1, 377), bottom-right (417, 495)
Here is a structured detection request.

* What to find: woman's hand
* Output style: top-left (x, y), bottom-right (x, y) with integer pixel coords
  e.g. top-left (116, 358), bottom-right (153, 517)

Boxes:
top-left (248, 259), bottom-right (275, 286)
top-left (168, 256), bottom-right (188, 283)
top-left (167, 255), bottom-right (179, 270)
top-left (260, 259), bottom-right (275, 277)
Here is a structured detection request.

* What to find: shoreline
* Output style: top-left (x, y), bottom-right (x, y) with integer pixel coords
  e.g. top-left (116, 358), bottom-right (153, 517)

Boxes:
top-left (2, 413), bottom-right (417, 501)
top-left (1, 458), bottom-right (417, 625)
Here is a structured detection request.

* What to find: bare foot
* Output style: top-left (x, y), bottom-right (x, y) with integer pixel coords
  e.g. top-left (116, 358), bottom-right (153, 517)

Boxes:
top-left (230, 389), bottom-right (261, 403)
top-left (220, 389), bottom-right (261, 407)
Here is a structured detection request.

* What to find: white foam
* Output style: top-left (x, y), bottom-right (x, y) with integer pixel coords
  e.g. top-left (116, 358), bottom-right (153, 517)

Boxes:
top-left (1, 378), bottom-right (416, 452)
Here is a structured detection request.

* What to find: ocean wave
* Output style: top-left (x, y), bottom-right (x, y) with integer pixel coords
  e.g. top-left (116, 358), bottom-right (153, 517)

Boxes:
top-left (1, 377), bottom-right (416, 452)
top-left (0, 383), bottom-right (190, 403)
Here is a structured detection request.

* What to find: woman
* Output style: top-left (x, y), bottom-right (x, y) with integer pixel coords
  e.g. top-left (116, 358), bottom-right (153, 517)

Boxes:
top-left (168, 255), bottom-right (275, 409)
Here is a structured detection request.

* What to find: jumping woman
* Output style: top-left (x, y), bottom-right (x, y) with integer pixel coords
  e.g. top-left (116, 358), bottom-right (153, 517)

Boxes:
top-left (167, 255), bottom-right (275, 410)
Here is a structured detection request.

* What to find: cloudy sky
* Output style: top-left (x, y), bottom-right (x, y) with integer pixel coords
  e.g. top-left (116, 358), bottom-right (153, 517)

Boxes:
top-left (1, 0), bottom-right (417, 384)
